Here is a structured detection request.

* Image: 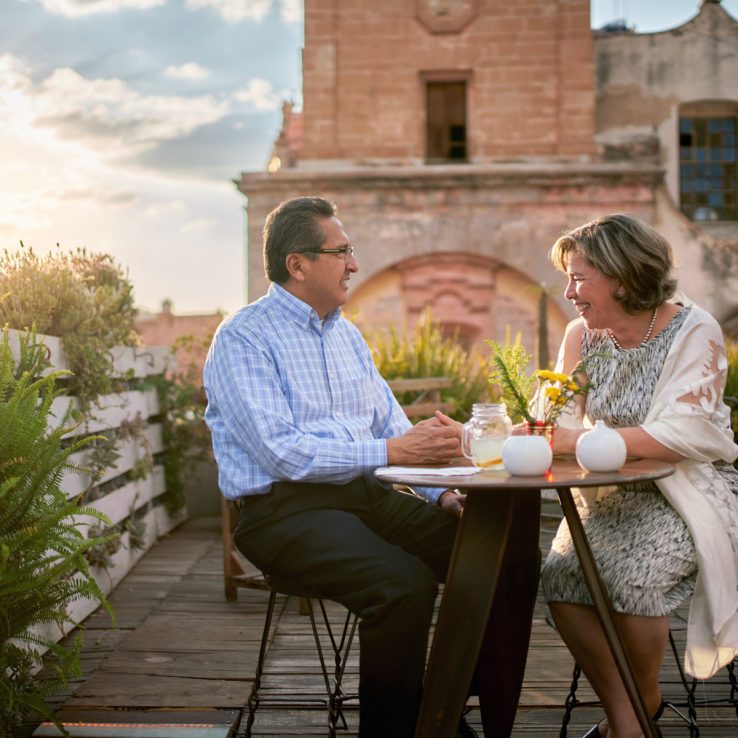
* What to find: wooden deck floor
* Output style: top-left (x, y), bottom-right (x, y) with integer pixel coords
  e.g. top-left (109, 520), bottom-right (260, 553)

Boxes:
top-left (35, 509), bottom-right (738, 738)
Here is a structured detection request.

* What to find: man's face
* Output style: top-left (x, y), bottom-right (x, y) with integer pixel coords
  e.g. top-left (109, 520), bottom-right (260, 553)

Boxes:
top-left (298, 216), bottom-right (358, 318)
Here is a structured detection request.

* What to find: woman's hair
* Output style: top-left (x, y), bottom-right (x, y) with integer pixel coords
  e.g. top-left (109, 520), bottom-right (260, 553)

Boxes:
top-left (263, 196), bottom-right (337, 284)
top-left (549, 213), bottom-right (677, 313)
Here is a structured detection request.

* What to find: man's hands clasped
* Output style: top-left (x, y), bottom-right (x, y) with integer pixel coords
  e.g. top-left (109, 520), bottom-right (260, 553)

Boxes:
top-left (387, 415), bottom-right (462, 465)
top-left (386, 413), bottom-right (466, 518)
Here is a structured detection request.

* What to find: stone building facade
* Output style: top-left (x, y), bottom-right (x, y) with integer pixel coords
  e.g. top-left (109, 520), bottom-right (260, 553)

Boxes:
top-left (237, 0), bottom-right (738, 357)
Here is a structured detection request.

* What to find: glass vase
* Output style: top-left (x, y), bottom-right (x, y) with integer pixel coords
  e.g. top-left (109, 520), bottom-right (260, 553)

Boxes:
top-left (524, 420), bottom-right (555, 449)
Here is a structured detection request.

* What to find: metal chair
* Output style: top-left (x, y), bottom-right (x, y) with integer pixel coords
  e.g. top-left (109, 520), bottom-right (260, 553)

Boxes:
top-left (240, 585), bottom-right (359, 737)
top-left (559, 396), bottom-right (738, 736)
top-left (558, 628), bottom-right (737, 737)
top-left (222, 498), bottom-right (359, 737)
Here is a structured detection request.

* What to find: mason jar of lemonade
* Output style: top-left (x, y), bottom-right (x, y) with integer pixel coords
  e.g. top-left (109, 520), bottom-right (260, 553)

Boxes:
top-left (461, 403), bottom-right (512, 469)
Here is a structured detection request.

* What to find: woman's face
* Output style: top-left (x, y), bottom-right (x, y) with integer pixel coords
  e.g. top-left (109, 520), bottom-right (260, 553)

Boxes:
top-left (563, 252), bottom-right (622, 330)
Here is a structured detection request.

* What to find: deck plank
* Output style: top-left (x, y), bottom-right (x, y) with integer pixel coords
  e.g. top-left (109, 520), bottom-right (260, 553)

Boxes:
top-left (32, 515), bottom-right (738, 737)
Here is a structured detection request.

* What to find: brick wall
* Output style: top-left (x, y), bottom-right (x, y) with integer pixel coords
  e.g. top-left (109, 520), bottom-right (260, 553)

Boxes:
top-left (301, 0), bottom-right (597, 163)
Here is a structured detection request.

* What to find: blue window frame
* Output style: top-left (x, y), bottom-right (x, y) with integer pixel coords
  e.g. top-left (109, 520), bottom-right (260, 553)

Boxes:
top-left (679, 117), bottom-right (737, 221)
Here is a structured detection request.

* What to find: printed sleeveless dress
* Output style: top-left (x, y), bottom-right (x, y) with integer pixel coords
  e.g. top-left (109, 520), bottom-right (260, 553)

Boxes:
top-left (541, 306), bottom-right (738, 616)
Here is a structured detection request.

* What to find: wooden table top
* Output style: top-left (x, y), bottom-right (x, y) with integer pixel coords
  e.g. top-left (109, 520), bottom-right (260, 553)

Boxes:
top-left (375, 456), bottom-right (675, 490)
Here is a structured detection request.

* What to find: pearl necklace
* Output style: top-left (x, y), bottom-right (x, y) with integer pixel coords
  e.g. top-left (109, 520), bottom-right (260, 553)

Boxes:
top-left (607, 307), bottom-right (659, 351)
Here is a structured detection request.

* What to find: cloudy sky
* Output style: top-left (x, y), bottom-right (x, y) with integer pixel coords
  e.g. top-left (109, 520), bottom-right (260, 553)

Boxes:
top-left (1, 1), bottom-right (736, 315)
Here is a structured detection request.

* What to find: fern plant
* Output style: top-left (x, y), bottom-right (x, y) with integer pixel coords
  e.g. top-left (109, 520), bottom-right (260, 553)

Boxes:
top-left (0, 328), bottom-right (114, 737)
top-left (486, 334), bottom-right (536, 424)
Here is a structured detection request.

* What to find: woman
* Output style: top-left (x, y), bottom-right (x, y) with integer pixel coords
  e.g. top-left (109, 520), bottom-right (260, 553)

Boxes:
top-left (541, 214), bottom-right (738, 738)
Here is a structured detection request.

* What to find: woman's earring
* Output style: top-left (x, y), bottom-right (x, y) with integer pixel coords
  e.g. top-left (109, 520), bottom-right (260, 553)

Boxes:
top-left (616, 288), bottom-right (624, 298)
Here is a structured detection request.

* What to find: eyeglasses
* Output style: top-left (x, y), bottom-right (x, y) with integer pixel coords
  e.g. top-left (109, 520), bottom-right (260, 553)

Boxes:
top-left (301, 246), bottom-right (356, 263)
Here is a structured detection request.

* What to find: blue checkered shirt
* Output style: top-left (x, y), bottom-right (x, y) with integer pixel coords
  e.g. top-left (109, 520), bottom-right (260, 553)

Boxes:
top-left (203, 284), bottom-right (442, 503)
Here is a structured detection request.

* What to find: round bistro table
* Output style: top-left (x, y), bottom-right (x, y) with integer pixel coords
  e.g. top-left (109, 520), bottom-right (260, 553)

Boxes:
top-left (375, 456), bottom-right (675, 738)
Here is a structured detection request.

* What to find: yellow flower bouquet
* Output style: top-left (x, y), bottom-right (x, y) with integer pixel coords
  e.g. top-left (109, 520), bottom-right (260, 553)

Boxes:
top-left (530, 368), bottom-right (589, 425)
top-left (487, 339), bottom-right (590, 427)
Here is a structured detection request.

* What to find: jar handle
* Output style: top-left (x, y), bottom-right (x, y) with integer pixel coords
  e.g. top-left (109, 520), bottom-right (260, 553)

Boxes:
top-left (461, 424), bottom-right (473, 460)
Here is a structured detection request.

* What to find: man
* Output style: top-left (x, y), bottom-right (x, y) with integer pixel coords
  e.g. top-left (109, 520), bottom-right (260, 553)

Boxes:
top-left (203, 196), bottom-right (538, 738)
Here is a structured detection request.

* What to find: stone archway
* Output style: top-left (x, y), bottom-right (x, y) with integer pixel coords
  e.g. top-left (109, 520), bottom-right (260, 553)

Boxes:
top-left (396, 253), bottom-right (495, 349)
top-left (346, 251), bottom-right (568, 362)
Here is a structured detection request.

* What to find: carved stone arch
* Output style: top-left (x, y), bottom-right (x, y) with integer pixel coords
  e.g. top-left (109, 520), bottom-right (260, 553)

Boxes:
top-left (346, 251), bottom-right (569, 363)
top-left (396, 252), bottom-right (496, 347)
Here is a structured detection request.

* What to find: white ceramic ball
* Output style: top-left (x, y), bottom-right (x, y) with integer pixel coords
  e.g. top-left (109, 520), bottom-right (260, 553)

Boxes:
top-left (576, 420), bottom-right (627, 472)
top-left (502, 435), bottom-right (552, 476)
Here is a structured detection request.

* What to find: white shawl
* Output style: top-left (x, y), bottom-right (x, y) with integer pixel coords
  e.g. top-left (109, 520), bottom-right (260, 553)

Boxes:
top-left (557, 304), bottom-right (738, 678)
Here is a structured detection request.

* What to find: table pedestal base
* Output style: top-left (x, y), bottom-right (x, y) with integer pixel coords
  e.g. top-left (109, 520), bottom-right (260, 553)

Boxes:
top-left (416, 489), bottom-right (541, 738)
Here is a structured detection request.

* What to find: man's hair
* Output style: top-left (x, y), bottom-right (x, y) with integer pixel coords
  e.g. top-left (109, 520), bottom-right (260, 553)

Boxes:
top-left (263, 196), bottom-right (337, 284)
top-left (548, 213), bottom-right (677, 313)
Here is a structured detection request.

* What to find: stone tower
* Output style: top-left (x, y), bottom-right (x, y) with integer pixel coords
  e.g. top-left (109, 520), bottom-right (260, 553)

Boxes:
top-left (238, 1), bottom-right (738, 350)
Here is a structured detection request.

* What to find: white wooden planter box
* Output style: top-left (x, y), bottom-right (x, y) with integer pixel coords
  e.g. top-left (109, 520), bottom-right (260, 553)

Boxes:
top-left (8, 329), bottom-right (172, 380)
top-left (144, 345), bottom-right (176, 375)
top-left (23, 621), bottom-right (69, 664)
top-left (66, 507), bottom-right (156, 628)
top-left (151, 465), bottom-right (166, 497)
top-left (90, 530), bottom-right (132, 595)
top-left (64, 586), bottom-right (106, 632)
top-left (154, 504), bottom-right (187, 537)
top-left (53, 388), bottom-right (161, 438)
top-left (7, 329), bottom-right (66, 374)
top-left (109, 346), bottom-right (149, 378)
top-left (63, 423), bottom-right (164, 498)
top-left (129, 507), bottom-right (159, 567)
top-left (6, 328), bottom-right (185, 659)
top-left (87, 476), bottom-right (157, 527)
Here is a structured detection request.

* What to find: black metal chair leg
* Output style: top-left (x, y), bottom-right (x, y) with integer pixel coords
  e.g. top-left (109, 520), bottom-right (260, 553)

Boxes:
top-left (244, 588), bottom-right (278, 737)
top-left (559, 661), bottom-right (582, 738)
top-left (559, 631), bottom-right (706, 738)
top-left (666, 629), bottom-right (700, 736)
top-left (316, 599), bottom-right (357, 726)
top-left (242, 591), bottom-right (358, 736)
top-left (727, 659), bottom-right (738, 719)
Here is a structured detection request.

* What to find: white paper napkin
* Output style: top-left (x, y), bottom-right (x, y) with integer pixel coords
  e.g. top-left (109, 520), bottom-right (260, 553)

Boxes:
top-left (375, 466), bottom-right (481, 477)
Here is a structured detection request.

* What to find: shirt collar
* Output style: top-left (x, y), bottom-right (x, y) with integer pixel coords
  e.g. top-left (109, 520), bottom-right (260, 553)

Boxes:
top-left (269, 283), bottom-right (342, 332)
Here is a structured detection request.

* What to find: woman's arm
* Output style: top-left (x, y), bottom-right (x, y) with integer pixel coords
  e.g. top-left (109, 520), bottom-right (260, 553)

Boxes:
top-left (553, 425), bottom-right (685, 461)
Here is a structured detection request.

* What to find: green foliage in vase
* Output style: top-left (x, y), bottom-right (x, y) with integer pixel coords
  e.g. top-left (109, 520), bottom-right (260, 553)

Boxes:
top-left (487, 333), bottom-right (594, 426)
top-left (486, 335), bottom-right (537, 424)
top-left (367, 311), bottom-right (491, 421)
top-left (0, 245), bottom-right (139, 411)
top-left (0, 328), bottom-right (114, 736)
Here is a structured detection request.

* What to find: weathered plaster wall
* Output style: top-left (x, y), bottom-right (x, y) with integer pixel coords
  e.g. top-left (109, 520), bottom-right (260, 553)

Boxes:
top-left (654, 187), bottom-right (738, 321)
top-left (595, 2), bottom-right (738, 321)
top-left (237, 1), bottom-right (738, 359)
top-left (238, 162), bottom-right (660, 354)
top-left (595, 3), bottom-right (738, 208)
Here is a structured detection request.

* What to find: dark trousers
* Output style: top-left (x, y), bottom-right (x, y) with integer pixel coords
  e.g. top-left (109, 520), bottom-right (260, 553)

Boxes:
top-left (234, 474), bottom-right (539, 738)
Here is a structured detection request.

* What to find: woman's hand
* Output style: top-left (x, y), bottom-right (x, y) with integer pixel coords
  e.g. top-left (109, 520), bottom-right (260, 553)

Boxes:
top-left (551, 426), bottom-right (583, 455)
